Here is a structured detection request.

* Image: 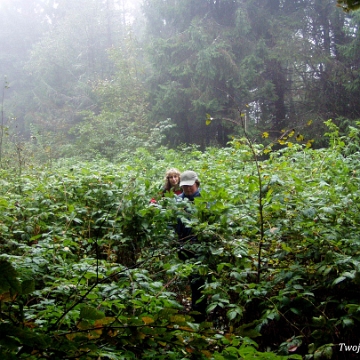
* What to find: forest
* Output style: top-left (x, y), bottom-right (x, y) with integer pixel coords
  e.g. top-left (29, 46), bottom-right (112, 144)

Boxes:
top-left (0, 0), bottom-right (360, 359)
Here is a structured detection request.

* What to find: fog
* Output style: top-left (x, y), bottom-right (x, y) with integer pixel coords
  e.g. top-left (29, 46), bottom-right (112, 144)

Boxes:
top-left (0, 0), bottom-right (358, 160)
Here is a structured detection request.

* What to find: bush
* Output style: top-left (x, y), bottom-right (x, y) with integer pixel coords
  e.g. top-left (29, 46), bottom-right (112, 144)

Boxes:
top-left (1, 124), bottom-right (360, 358)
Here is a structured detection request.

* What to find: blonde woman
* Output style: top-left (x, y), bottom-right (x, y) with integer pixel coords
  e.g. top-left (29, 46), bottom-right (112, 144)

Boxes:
top-left (150, 168), bottom-right (182, 203)
top-left (162, 168), bottom-right (182, 195)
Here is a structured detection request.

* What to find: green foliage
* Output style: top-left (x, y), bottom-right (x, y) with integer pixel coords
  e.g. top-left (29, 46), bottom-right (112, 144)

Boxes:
top-left (1, 122), bottom-right (360, 358)
top-left (70, 36), bottom-right (171, 160)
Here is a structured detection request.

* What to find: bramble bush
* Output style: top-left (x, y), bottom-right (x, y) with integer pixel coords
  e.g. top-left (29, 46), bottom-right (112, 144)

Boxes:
top-left (0, 122), bottom-right (360, 359)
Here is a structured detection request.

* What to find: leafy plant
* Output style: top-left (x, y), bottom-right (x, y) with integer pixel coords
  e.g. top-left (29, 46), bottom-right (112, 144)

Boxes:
top-left (1, 121), bottom-right (360, 358)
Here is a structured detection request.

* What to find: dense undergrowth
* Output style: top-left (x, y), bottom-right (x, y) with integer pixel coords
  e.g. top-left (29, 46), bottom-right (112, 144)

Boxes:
top-left (1, 123), bottom-right (360, 359)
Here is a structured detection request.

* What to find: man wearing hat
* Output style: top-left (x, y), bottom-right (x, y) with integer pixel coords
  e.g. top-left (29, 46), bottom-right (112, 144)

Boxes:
top-left (176, 170), bottom-right (201, 250)
top-left (178, 170), bottom-right (200, 201)
top-left (176, 170), bottom-right (206, 322)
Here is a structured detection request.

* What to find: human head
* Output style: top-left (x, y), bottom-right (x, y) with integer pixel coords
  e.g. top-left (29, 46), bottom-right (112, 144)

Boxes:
top-left (164, 168), bottom-right (181, 190)
top-left (179, 170), bottom-right (200, 197)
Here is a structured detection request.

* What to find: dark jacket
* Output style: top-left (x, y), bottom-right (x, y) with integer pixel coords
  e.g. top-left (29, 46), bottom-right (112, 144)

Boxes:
top-left (178, 189), bottom-right (200, 201)
top-left (175, 189), bottom-right (200, 260)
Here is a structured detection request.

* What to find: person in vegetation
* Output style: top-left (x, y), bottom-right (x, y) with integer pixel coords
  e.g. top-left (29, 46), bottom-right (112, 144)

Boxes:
top-left (150, 168), bottom-right (182, 203)
top-left (175, 170), bottom-right (207, 322)
top-left (162, 168), bottom-right (182, 196)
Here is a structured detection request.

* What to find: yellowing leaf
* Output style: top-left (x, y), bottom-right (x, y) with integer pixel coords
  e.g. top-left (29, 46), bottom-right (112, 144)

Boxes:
top-left (296, 134), bottom-right (304, 142)
top-left (91, 328), bottom-right (103, 336)
top-left (288, 130), bottom-right (295, 138)
top-left (94, 317), bottom-right (115, 327)
top-left (278, 139), bottom-right (286, 145)
top-left (306, 139), bottom-right (314, 148)
top-left (137, 332), bottom-right (146, 340)
top-left (107, 329), bottom-right (119, 337)
top-left (77, 320), bottom-right (91, 330)
top-left (281, 243), bottom-right (292, 252)
top-left (142, 316), bottom-right (155, 325)
top-left (205, 113), bottom-right (213, 125)
top-left (0, 291), bottom-right (16, 302)
top-left (201, 350), bottom-right (212, 358)
top-left (263, 148), bottom-right (271, 154)
top-left (307, 119), bottom-right (313, 126)
top-left (66, 333), bottom-right (76, 341)
top-left (287, 142), bottom-right (293, 148)
top-left (179, 326), bottom-right (194, 332)
top-left (262, 132), bottom-right (269, 138)
top-left (170, 315), bottom-right (186, 323)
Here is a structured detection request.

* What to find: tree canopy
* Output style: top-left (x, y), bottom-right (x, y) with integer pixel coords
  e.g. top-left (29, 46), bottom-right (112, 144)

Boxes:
top-left (1, 0), bottom-right (360, 160)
